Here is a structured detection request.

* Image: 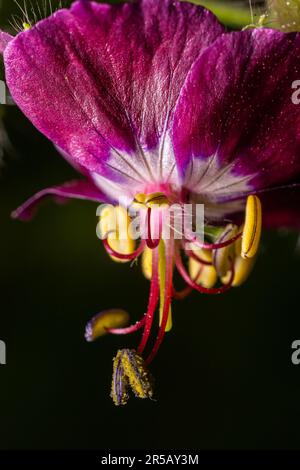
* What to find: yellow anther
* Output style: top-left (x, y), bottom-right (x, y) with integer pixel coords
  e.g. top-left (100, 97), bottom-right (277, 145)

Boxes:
top-left (145, 192), bottom-right (169, 208)
top-left (107, 235), bottom-right (135, 263)
top-left (131, 192), bottom-right (169, 210)
top-left (23, 22), bottom-right (31, 30)
top-left (131, 193), bottom-right (148, 211)
top-left (100, 206), bottom-right (135, 263)
top-left (213, 224), bottom-right (238, 277)
top-left (158, 240), bottom-right (172, 332)
top-left (224, 255), bottom-right (257, 287)
top-left (85, 309), bottom-right (129, 342)
top-left (222, 238), bottom-right (257, 287)
top-left (241, 195), bottom-right (262, 259)
top-left (99, 206), bottom-right (118, 237)
top-left (134, 193), bottom-right (147, 204)
top-left (189, 244), bottom-right (213, 263)
top-left (188, 257), bottom-right (218, 289)
top-left (188, 244), bottom-right (217, 288)
top-left (235, 231), bottom-right (243, 256)
top-left (142, 246), bottom-right (152, 280)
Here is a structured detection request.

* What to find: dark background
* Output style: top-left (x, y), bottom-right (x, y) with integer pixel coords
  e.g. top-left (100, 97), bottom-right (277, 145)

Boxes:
top-left (0, 0), bottom-right (300, 450)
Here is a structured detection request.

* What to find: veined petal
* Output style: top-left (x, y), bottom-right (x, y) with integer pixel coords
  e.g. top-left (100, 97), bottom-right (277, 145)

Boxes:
top-left (4, 0), bottom-right (224, 197)
top-left (12, 179), bottom-right (108, 221)
top-left (206, 183), bottom-right (300, 229)
top-left (173, 29), bottom-right (300, 201)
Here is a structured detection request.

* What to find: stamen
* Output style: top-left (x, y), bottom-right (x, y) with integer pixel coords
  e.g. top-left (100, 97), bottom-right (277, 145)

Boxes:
top-left (172, 286), bottom-right (193, 300)
top-left (100, 206), bottom-right (135, 263)
top-left (222, 239), bottom-right (257, 287)
top-left (213, 224), bottom-right (238, 277)
top-left (222, 255), bottom-right (257, 287)
top-left (146, 207), bottom-right (161, 249)
top-left (184, 243), bottom-right (213, 266)
top-left (107, 237), bottom-right (135, 263)
top-left (111, 351), bottom-right (129, 406)
top-left (103, 238), bottom-right (145, 261)
top-left (111, 349), bottom-right (153, 406)
top-left (96, 193), bottom-right (261, 401)
top-left (107, 317), bottom-right (146, 335)
top-left (131, 193), bottom-right (147, 211)
top-left (189, 258), bottom-right (218, 289)
top-left (173, 262), bottom-right (203, 299)
top-left (131, 192), bottom-right (168, 210)
top-left (134, 193), bottom-right (147, 204)
top-left (241, 195), bottom-right (262, 259)
top-left (186, 231), bottom-right (242, 251)
top-left (145, 193), bottom-right (169, 208)
top-left (122, 349), bottom-right (153, 400)
top-left (176, 248), bottom-right (234, 295)
top-left (85, 309), bottom-right (129, 342)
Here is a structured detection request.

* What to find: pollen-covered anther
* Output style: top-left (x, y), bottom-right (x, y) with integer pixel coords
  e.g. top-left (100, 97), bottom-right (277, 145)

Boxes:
top-left (111, 349), bottom-right (153, 406)
top-left (85, 309), bottom-right (130, 342)
top-left (100, 206), bottom-right (135, 263)
top-left (111, 350), bottom-right (129, 406)
top-left (241, 195), bottom-right (262, 259)
top-left (22, 22), bottom-right (31, 30)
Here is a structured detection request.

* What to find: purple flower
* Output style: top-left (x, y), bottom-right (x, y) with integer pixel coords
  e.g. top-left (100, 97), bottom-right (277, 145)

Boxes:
top-left (2, 0), bottom-right (300, 405)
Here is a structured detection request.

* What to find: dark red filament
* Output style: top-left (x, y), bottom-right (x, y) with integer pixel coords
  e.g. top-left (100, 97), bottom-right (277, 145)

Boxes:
top-left (103, 238), bottom-right (146, 260)
top-left (146, 207), bottom-right (161, 249)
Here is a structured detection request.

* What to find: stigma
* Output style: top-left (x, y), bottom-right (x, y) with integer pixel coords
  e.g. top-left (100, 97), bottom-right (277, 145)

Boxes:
top-left (111, 349), bottom-right (153, 406)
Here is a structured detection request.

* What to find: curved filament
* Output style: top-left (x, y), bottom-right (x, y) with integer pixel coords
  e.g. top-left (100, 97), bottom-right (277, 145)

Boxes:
top-left (186, 231), bottom-right (242, 251)
top-left (107, 317), bottom-right (146, 335)
top-left (175, 248), bottom-right (234, 295)
top-left (103, 238), bottom-right (145, 261)
top-left (146, 207), bottom-right (161, 249)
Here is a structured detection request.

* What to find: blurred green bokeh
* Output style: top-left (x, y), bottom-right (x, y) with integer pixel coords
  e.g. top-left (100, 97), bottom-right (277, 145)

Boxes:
top-left (195, 1), bottom-right (252, 29)
top-left (0, 0), bottom-right (300, 451)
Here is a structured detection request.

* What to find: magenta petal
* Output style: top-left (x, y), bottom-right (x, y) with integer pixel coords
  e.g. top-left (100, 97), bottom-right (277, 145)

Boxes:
top-left (12, 179), bottom-right (109, 221)
top-left (210, 183), bottom-right (300, 229)
top-left (4, 0), bottom-right (223, 186)
top-left (173, 29), bottom-right (300, 194)
top-left (258, 184), bottom-right (300, 229)
top-left (0, 31), bottom-right (13, 54)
